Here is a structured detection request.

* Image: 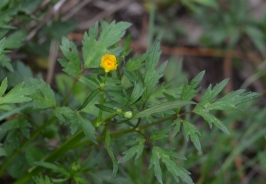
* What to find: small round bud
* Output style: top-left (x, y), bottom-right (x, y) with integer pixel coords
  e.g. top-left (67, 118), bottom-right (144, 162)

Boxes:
top-left (123, 111), bottom-right (133, 119)
top-left (99, 83), bottom-right (105, 89)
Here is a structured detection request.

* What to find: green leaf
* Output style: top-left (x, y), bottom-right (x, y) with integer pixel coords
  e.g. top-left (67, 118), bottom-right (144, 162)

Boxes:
top-left (59, 36), bottom-right (81, 77)
top-left (172, 119), bottom-right (181, 137)
top-left (25, 145), bottom-right (45, 166)
top-left (95, 104), bottom-right (116, 113)
top-left (34, 162), bottom-right (69, 176)
top-left (32, 176), bottom-right (53, 184)
top-left (133, 100), bottom-right (195, 119)
top-left (0, 37), bottom-right (5, 60)
top-left (121, 33), bottom-right (132, 56)
top-left (118, 138), bottom-right (145, 163)
top-left (123, 67), bottom-right (137, 83)
top-left (82, 21), bottom-right (131, 68)
top-left (181, 119), bottom-right (202, 152)
top-left (1, 54), bottom-right (13, 71)
top-left (0, 104), bottom-right (30, 121)
top-left (7, 154), bottom-right (29, 178)
top-left (0, 80), bottom-right (37, 104)
top-left (105, 130), bottom-right (118, 178)
top-left (149, 148), bottom-right (162, 184)
top-left (143, 42), bottom-right (166, 99)
top-left (5, 31), bottom-right (27, 48)
top-left (0, 118), bottom-right (31, 141)
top-left (194, 107), bottom-right (230, 134)
top-left (28, 78), bottom-right (56, 109)
top-left (127, 82), bottom-right (145, 106)
top-left (150, 125), bottom-right (172, 141)
top-left (155, 147), bottom-right (186, 160)
top-left (208, 90), bottom-right (260, 111)
top-left (193, 0), bottom-right (218, 9)
top-left (0, 77), bottom-right (7, 97)
top-left (150, 147), bottom-right (191, 184)
top-left (54, 108), bottom-right (97, 141)
top-left (162, 156), bottom-right (192, 184)
top-left (199, 79), bottom-right (229, 105)
top-left (163, 92), bottom-right (175, 101)
top-left (0, 143), bottom-right (7, 157)
top-left (181, 71), bottom-right (205, 101)
top-left (78, 88), bottom-right (99, 111)
top-left (77, 114), bottom-right (97, 144)
top-left (54, 107), bottom-right (74, 124)
top-left (125, 53), bottom-right (147, 71)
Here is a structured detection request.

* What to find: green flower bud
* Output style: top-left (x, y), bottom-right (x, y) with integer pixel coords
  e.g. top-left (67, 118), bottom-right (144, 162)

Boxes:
top-left (123, 111), bottom-right (133, 119)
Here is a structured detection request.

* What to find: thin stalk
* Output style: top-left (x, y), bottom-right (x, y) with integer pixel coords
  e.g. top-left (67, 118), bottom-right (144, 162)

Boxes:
top-left (96, 72), bottom-right (108, 126)
top-left (62, 69), bottom-right (84, 106)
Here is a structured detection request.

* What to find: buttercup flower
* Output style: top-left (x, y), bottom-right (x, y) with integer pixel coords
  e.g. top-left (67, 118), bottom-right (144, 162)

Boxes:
top-left (100, 54), bottom-right (118, 72)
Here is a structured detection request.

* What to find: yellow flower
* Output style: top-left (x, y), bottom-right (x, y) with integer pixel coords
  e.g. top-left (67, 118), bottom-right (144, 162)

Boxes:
top-left (100, 54), bottom-right (118, 72)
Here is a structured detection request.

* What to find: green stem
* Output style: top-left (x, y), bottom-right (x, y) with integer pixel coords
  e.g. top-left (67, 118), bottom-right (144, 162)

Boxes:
top-left (0, 116), bottom-right (56, 177)
top-left (96, 72), bottom-right (108, 126)
top-left (62, 69), bottom-right (84, 106)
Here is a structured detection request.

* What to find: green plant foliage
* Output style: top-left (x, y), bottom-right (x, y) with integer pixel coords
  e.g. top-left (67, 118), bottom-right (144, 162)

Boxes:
top-left (0, 19), bottom-right (261, 184)
top-left (149, 147), bottom-right (190, 184)
top-left (28, 78), bottom-right (56, 109)
top-left (59, 36), bottom-right (81, 78)
top-left (133, 100), bottom-right (195, 119)
top-left (0, 78), bottom-right (36, 110)
top-left (118, 137), bottom-right (145, 163)
top-left (32, 176), bottom-right (53, 184)
top-left (105, 130), bottom-right (118, 178)
top-left (0, 143), bottom-right (7, 157)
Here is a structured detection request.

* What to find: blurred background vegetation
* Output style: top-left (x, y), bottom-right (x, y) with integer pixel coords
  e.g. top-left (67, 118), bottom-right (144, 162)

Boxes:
top-left (0, 0), bottom-right (266, 183)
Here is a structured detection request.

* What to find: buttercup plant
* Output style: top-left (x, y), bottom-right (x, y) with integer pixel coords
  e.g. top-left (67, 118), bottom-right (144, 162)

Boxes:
top-left (0, 21), bottom-right (260, 184)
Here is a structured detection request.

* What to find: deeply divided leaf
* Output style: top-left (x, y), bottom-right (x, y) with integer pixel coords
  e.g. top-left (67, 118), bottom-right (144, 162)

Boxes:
top-left (133, 100), bottom-right (195, 119)
top-left (181, 71), bottom-right (205, 101)
top-left (59, 36), bottom-right (81, 78)
top-left (82, 21), bottom-right (131, 68)
top-left (181, 119), bottom-right (202, 152)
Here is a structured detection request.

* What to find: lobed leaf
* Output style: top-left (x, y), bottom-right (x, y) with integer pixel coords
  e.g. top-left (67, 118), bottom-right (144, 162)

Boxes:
top-left (208, 90), bottom-right (261, 111)
top-left (133, 100), bottom-right (195, 119)
top-left (172, 119), bottom-right (181, 137)
top-left (32, 176), bottom-right (53, 184)
top-left (194, 106), bottom-right (230, 134)
top-left (149, 149), bottom-right (162, 184)
top-left (199, 79), bottom-right (229, 105)
top-left (127, 82), bottom-right (145, 106)
top-left (150, 147), bottom-right (191, 184)
top-left (82, 21), bottom-right (131, 68)
top-left (59, 36), bottom-right (81, 78)
top-left (105, 130), bottom-right (118, 178)
top-left (28, 78), bottom-right (56, 109)
top-left (181, 71), bottom-right (205, 101)
top-left (150, 125), bottom-right (172, 141)
top-left (118, 143), bottom-right (144, 164)
top-left (181, 119), bottom-right (202, 152)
